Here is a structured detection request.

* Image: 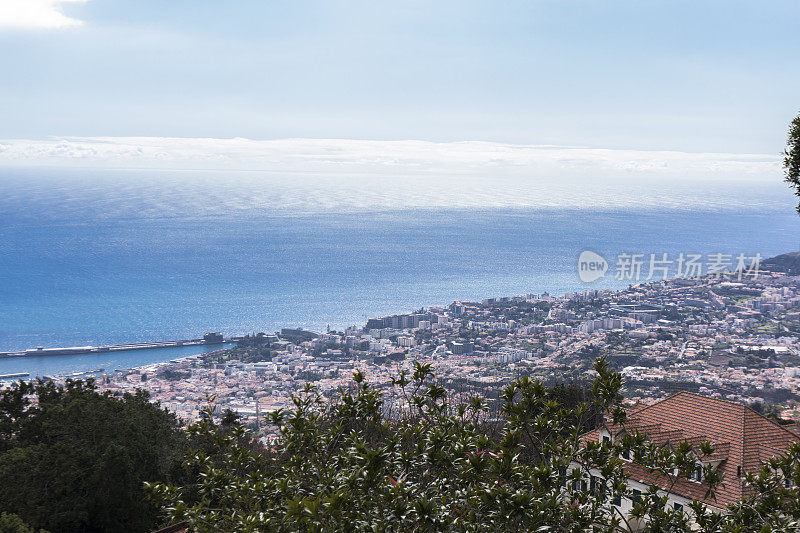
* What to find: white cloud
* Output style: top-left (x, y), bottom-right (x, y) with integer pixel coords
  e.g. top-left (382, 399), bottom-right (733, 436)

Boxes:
top-left (0, 136), bottom-right (780, 182)
top-left (0, 0), bottom-right (87, 30)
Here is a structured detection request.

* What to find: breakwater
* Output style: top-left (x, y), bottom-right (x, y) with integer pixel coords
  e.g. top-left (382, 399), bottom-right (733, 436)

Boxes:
top-left (0, 341), bottom-right (237, 380)
top-left (0, 334), bottom-right (242, 359)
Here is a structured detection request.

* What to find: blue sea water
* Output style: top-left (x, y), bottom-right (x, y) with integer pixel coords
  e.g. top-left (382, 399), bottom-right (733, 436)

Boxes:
top-left (1, 168), bottom-right (799, 375)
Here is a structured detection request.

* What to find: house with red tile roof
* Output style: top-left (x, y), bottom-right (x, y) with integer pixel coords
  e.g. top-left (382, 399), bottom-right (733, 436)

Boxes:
top-left (577, 391), bottom-right (799, 529)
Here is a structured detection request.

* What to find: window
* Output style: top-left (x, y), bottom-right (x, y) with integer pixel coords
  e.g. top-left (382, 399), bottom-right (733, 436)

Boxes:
top-left (590, 476), bottom-right (606, 497)
top-left (632, 489), bottom-right (642, 503)
top-left (674, 502), bottom-right (684, 513)
top-left (602, 434), bottom-right (611, 444)
top-left (621, 448), bottom-right (630, 461)
top-left (612, 494), bottom-right (621, 506)
top-left (693, 465), bottom-right (703, 482)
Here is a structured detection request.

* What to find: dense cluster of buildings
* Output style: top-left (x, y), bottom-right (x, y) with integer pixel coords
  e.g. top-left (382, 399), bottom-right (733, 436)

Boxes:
top-left (71, 268), bottom-right (799, 442)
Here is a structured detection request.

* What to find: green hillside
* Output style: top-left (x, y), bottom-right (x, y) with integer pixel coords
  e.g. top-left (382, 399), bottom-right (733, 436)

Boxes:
top-left (762, 251), bottom-right (800, 276)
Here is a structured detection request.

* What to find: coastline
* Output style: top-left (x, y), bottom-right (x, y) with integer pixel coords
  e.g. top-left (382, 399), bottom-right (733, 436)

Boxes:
top-left (3, 206), bottom-right (799, 355)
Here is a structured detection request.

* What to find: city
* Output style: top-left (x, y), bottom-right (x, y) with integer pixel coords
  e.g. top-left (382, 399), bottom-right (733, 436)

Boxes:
top-left (3, 1), bottom-right (800, 530)
top-left (87, 254), bottom-right (800, 443)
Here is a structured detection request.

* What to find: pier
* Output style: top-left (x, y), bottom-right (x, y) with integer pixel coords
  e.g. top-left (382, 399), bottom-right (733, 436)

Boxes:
top-left (0, 333), bottom-right (242, 359)
top-left (0, 372), bottom-right (30, 380)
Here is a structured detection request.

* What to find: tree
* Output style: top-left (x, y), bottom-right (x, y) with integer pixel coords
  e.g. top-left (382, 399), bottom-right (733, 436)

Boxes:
top-left (145, 357), bottom-right (800, 531)
top-left (785, 112), bottom-right (800, 214)
top-left (0, 379), bottom-right (186, 533)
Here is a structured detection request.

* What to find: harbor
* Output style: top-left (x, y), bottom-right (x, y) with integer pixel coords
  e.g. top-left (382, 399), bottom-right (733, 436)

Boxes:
top-left (0, 332), bottom-right (241, 359)
top-left (0, 334), bottom-right (239, 381)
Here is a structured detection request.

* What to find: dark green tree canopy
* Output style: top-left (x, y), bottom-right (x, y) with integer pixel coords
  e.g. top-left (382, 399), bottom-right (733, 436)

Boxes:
top-left (0, 379), bottom-right (186, 533)
top-left (148, 359), bottom-right (800, 532)
top-left (785, 112), bottom-right (800, 213)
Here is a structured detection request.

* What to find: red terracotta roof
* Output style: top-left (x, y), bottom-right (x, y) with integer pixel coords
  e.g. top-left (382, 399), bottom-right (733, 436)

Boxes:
top-left (584, 391), bottom-right (800, 508)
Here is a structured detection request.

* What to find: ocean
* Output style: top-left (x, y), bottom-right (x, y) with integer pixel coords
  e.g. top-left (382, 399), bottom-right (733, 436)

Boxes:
top-left (1, 167), bottom-right (799, 376)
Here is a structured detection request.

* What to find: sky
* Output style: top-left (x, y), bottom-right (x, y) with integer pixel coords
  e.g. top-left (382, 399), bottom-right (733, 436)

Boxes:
top-left (0, 0), bottom-right (798, 166)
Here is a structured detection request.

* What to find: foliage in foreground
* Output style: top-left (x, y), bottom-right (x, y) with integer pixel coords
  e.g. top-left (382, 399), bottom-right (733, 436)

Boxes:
top-left (0, 379), bottom-right (186, 533)
top-left (786, 111), bottom-right (800, 214)
top-left (148, 358), bottom-right (800, 532)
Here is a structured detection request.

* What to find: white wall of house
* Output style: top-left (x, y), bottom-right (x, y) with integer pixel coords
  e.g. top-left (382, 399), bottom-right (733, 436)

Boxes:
top-left (567, 461), bottom-right (704, 531)
top-left (568, 428), bottom-right (723, 531)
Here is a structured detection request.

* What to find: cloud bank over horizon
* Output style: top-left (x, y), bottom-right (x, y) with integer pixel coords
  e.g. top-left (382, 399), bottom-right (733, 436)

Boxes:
top-left (0, 136), bottom-right (792, 216)
top-left (0, 136), bottom-right (782, 182)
